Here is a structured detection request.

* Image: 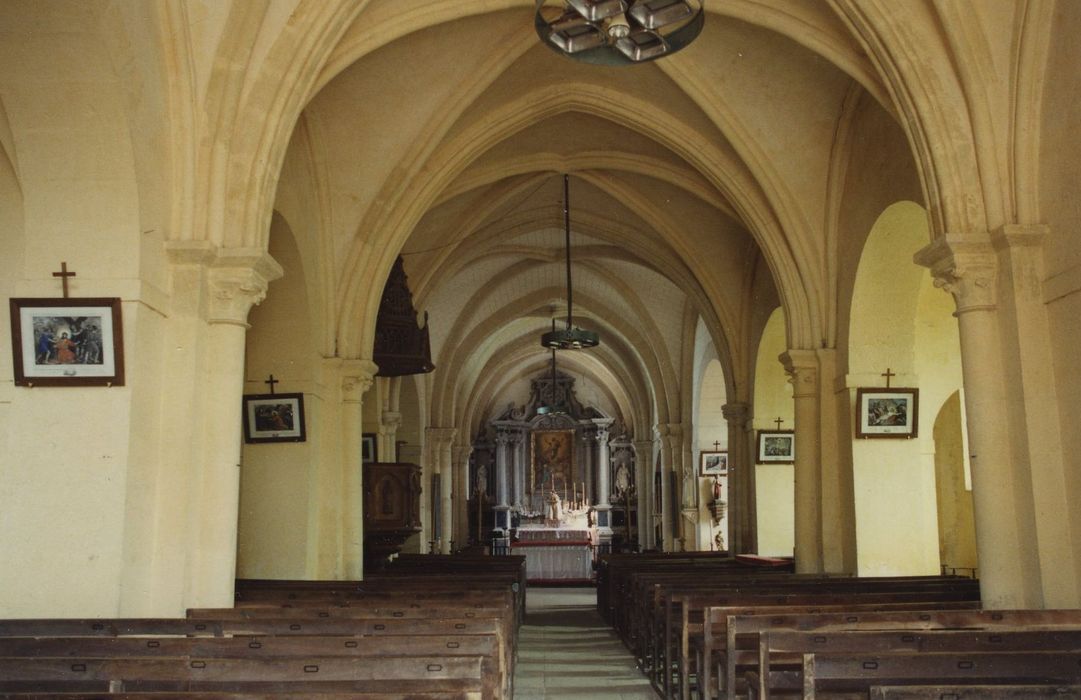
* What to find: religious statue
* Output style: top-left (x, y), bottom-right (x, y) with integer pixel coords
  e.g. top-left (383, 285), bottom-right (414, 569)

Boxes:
top-left (475, 464), bottom-right (488, 497)
top-left (545, 489), bottom-right (563, 522)
top-left (614, 463), bottom-right (631, 496)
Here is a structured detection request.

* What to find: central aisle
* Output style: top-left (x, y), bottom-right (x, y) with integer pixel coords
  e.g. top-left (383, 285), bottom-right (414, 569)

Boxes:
top-left (513, 587), bottom-right (659, 699)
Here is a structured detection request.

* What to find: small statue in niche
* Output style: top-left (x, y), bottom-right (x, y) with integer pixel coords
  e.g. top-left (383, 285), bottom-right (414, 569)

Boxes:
top-left (614, 463), bottom-right (631, 497)
top-left (475, 464), bottom-right (488, 498)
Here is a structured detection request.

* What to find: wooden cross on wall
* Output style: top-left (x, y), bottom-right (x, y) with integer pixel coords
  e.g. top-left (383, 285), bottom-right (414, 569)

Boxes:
top-left (712, 440), bottom-right (722, 451)
top-left (264, 374), bottom-right (279, 395)
top-left (52, 262), bottom-right (76, 298)
top-left (881, 368), bottom-right (896, 388)
top-left (774, 417), bottom-right (785, 430)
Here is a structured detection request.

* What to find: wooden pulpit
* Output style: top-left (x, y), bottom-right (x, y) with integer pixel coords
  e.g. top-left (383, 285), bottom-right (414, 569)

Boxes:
top-left (363, 461), bottom-right (422, 571)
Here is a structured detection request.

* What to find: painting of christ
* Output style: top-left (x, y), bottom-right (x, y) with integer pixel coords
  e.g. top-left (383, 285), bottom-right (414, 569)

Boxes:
top-left (531, 429), bottom-right (574, 494)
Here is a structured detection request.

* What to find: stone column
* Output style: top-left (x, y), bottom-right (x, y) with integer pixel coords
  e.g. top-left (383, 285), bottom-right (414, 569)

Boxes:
top-left (916, 235), bottom-right (1043, 608)
top-left (452, 445), bottom-right (473, 549)
top-left (493, 429), bottom-right (513, 535)
top-left (593, 419), bottom-right (614, 534)
top-left (780, 350), bottom-right (823, 574)
top-left (512, 429), bottom-right (525, 508)
top-left (187, 253), bottom-right (281, 606)
top-left (379, 411), bottom-right (402, 462)
top-left (634, 439), bottom-right (655, 551)
top-left (426, 427), bottom-right (457, 554)
top-left (657, 424), bottom-right (682, 551)
top-left (339, 359), bottom-right (378, 579)
top-left (722, 402), bottom-right (754, 555)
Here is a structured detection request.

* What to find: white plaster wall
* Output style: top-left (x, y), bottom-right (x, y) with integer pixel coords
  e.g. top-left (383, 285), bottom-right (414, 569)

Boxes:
top-left (0, 10), bottom-right (152, 617)
top-left (753, 309), bottom-right (794, 556)
top-left (849, 203), bottom-right (947, 576)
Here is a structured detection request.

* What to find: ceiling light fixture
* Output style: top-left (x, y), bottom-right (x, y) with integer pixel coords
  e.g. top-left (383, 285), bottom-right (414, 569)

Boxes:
top-left (537, 320), bottom-right (565, 415)
top-left (541, 174), bottom-right (600, 350)
top-left (535, 0), bottom-right (704, 65)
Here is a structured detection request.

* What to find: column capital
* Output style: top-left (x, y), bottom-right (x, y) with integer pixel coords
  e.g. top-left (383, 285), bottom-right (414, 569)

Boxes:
top-left (340, 358), bottom-right (379, 402)
top-left (426, 426), bottom-right (458, 447)
top-left (452, 445), bottom-right (473, 464)
top-left (656, 423), bottom-right (683, 439)
top-left (494, 430), bottom-right (516, 447)
top-left (721, 401), bottom-right (750, 425)
top-left (780, 349), bottom-right (818, 398)
top-left (381, 411), bottom-right (402, 432)
top-left (914, 234), bottom-right (997, 313)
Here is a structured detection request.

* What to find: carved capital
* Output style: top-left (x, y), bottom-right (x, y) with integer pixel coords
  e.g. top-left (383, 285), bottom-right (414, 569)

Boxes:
top-left (914, 235), bottom-right (997, 314)
top-left (452, 445), bottom-right (473, 465)
top-left (780, 349), bottom-right (818, 398)
top-left (381, 411), bottom-right (403, 432)
top-left (721, 401), bottom-right (750, 426)
top-left (205, 249), bottom-right (283, 327)
top-left (426, 426), bottom-right (458, 448)
top-left (340, 358), bottom-right (379, 402)
top-left (494, 430), bottom-right (516, 447)
top-left (634, 440), bottom-right (654, 462)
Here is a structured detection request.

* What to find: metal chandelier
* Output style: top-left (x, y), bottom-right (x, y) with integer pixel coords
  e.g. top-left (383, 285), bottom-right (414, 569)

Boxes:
top-left (540, 174), bottom-right (600, 350)
top-left (535, 0), bottom-right (705, 65)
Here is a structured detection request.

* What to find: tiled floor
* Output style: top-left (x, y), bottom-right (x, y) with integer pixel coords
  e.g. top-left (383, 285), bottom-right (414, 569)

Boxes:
top-left (513, 587), bottom-right (659, 699)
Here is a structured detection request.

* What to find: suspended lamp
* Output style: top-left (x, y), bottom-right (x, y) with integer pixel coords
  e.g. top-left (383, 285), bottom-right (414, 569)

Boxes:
top-left (541, 175), bottom-right (600, 350)
top-left (537, 320), bottom-right (565, 415)
top-left (535, 0), bottom-right (704, 65)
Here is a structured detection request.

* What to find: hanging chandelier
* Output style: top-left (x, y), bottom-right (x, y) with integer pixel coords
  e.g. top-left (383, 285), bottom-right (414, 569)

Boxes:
top-left (535, 0), bottom-right (705, 65)
top-left (541, 175), bottom-right (600, 350)
top-left (537, 321), bottom-right (565, 415)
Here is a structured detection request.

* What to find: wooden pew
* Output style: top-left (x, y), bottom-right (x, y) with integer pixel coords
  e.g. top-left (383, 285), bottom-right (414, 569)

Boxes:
top-left (656, 578), bottom-right (978, 699)
top-left (698, 600), bottom-right (981, 700)
top-left (792, 651), bottom-right (1081, 699)
top-left (725, 608), bottom-right (1081, 700)
top-left (0, 656), bottom-right (490, 696)
top-left (750, 628), bottom-right (1081, 699)
top-left (2, 693), bottom-right (482, 700)
top-left (868, 685), bottom-right (1081, 699)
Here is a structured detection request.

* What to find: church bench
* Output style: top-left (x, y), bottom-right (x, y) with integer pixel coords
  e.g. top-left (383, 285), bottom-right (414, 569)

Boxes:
top-left (0, 655), bottom-right (492, 697)
top-left (0, 634), bottom-right (504, 698)
top-left (0, 619), bottom-right (223, 638)
top-left (643, 578), bottom-right (978, 699)
top-left (759, 650), bottom-right (1081, 699)
top-left (719, 608), bottom-right (1081, 700)
top-left (691, 601), bottom-right (981, 700)
top-left (597, 553), bottom-right (748, 623)
top-left (868, 685), bottom-right (1081, 699)
top-left (2, 693), bottom-right (483, 700)
top-left (751, 629), bottom-right (1081, 699)
top-left (663, 588), bottom-right (979, 700)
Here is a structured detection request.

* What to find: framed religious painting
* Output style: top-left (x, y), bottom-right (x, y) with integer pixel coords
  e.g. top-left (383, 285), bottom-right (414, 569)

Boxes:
top-left (856, 387), bottom-right (919, 438)
top-left (700, 450), bottom-right (728, 475)
top-left (242, 393), bottom-right (306, 443)
top-left (9, 297), bottom-right (125, 387)
top-left (757, 430), bottom-right (795, 463)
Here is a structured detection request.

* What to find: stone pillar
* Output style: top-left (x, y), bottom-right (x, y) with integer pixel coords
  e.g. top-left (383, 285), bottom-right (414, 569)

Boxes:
top-left (186, 253), bottom-right (281, 606)
top-left (493, 430), bottom-right (513, 535)
top-left (780, 350), bottom-right (823, 574)
top-left (916, 234), bottom-right (1044, 608)
top-left (427, 427), bottom-right (457, 554)
top-left (658, 424), bottom-right (682, 551)
top-left (722, 402), bottom-right (754, 554)
top-left (379, 410), bottom-right (401, 462)
top-left (452, 445), bottom-right (473, 549)
top-left (512, 429), bottom-right (525, 508)
top-left (634, 439), bottom-right (655, 551)
top-left (339, 359), bottom-right (378, 579)
top-left (593, 419), bottom-right (614, 535)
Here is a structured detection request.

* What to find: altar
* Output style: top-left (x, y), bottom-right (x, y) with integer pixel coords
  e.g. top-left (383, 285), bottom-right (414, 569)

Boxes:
top-left (512, 525), bottom-right (594, 583)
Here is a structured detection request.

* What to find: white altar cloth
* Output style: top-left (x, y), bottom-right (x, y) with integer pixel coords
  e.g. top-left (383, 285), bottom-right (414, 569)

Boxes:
top-left (512, 526), bottom-right (594, 581)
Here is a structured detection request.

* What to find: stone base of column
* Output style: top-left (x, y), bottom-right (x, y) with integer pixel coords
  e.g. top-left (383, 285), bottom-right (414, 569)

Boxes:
top-left (593, 505), bottom-right (612, 531)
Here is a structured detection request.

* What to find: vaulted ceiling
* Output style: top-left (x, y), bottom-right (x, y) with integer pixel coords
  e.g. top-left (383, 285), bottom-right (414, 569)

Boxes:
top-left (272, 1), bottom-right (899, 438)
